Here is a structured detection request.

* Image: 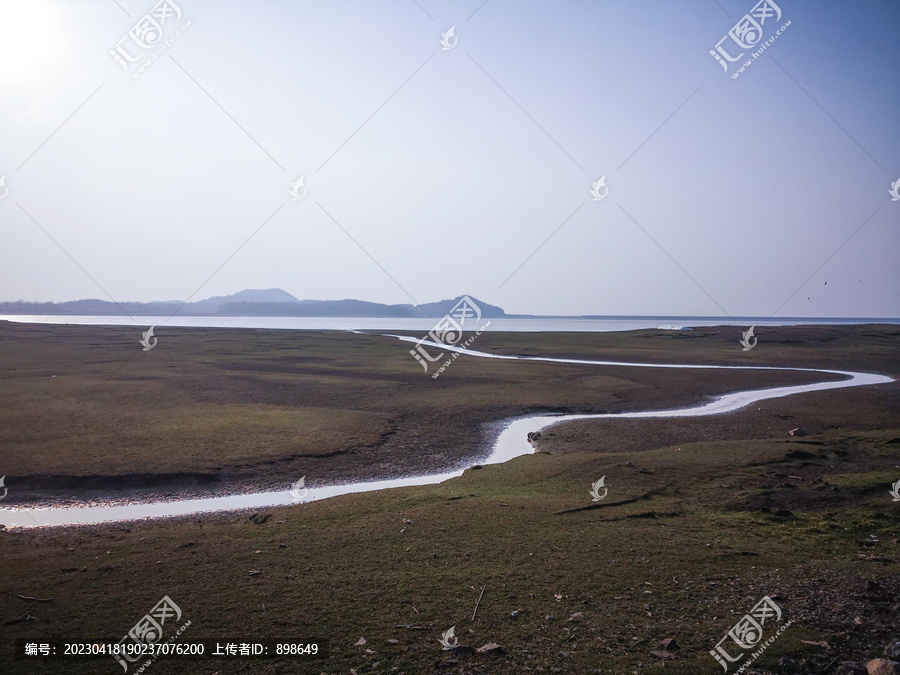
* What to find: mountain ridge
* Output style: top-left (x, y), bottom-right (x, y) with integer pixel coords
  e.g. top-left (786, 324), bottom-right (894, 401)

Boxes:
top-left (0, 289), bottom-right (507, 318)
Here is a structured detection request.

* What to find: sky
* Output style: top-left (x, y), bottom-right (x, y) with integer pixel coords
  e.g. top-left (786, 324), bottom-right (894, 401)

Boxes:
top-left (0, 0), bottom-right (897, 317)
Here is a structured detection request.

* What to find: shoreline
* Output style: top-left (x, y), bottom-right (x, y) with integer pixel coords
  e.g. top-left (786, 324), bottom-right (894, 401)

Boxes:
top-left (3, 315), bottom-right (897, 333)
top-left (0, 415), bottom-right (510, 511)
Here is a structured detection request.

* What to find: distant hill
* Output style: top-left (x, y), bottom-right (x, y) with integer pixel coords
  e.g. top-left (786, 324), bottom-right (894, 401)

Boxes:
top-left (190, 288), bottom-right (301, 313)
top-left (218, 299), bottom-right (416, 317)
top-left (215, 296), bottom-right (506, 318)
top-left (0, 290), bottom-right (506, 319)
top-left (415, 296), bottom-right (506, 319)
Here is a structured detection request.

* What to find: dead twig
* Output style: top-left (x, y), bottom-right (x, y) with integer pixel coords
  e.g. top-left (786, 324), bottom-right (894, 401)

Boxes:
top-left (553, 490), bottom-right (662, 515)
top-left (4, 612), bottom-right (38, 625)
top-left (471, 585), bottom-right (486, 622)
top-left (597, 511), bottom-right (682, 522)
top-left (17, 595), bottom-right (54, 602)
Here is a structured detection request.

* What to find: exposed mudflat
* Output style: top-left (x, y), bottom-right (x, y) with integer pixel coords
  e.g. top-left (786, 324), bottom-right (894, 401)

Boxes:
top-left (2, 321), bottom-right (896, 509)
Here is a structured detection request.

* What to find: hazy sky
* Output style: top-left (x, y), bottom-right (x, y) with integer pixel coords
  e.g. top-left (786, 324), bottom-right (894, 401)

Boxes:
top-left (1, 0), bottom-right (897, 317)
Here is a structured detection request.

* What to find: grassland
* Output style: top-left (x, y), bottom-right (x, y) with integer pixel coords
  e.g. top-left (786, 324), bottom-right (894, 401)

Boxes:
top-left (0, 321), bottom-right (898, 674)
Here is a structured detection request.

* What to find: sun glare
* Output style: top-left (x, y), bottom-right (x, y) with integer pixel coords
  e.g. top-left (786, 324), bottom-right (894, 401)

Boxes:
top-left (0, 0), bottom-right (65, 84)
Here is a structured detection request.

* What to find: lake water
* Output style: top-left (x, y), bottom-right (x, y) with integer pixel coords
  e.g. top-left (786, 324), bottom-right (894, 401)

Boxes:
top-left (1, 315), bottom-right (895, 332)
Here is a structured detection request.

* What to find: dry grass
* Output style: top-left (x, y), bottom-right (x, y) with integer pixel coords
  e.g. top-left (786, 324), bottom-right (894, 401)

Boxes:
top-left (0, 321), bottom-right (897, 673)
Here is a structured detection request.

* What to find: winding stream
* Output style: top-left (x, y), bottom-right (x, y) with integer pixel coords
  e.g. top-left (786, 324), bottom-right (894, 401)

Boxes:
top-left (1, 336), bottom-right (892, 528)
